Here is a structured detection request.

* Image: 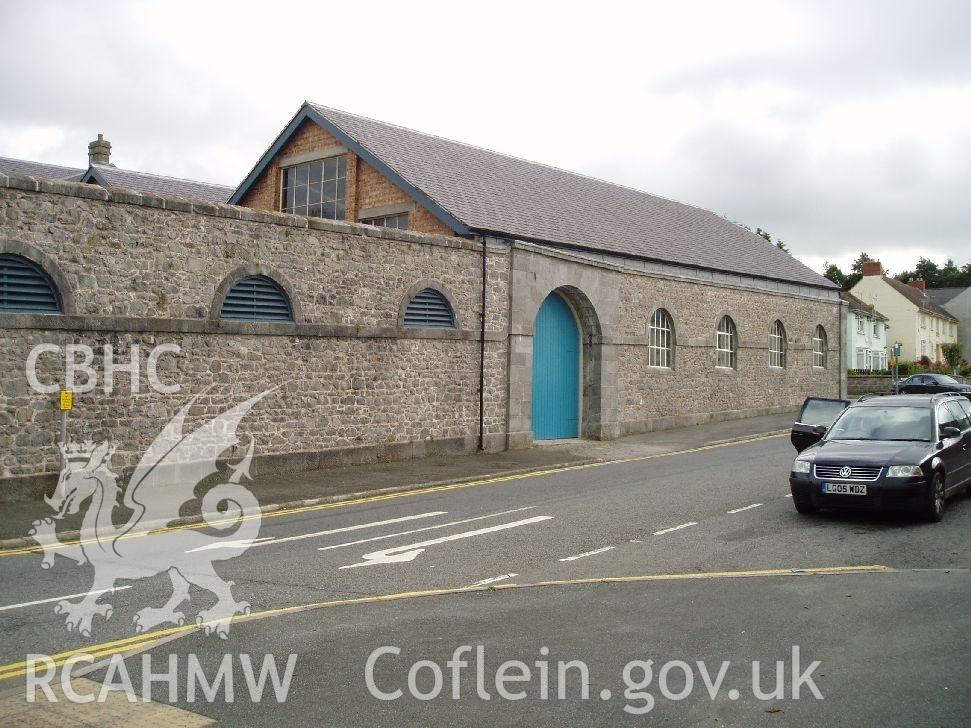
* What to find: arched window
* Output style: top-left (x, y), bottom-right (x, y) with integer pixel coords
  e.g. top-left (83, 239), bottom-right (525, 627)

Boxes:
top-left (716, 315), bottom-right (737, 369)
top-left (812, 325), bottom-right (827, 368)
top-left (403, 288), bottom-right (455, 328)
top-left (0, 254), bottom-right (62, 313)
top-left (648, 308), bottom-right (674, 368)
top-left (219, 275), bottom-right (293, 322)
top-left (769, 320), bottom-right (787, 368)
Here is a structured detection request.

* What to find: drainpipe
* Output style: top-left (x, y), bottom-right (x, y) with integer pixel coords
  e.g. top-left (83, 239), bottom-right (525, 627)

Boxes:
top-left (478, 235), bottom-right (488, 451)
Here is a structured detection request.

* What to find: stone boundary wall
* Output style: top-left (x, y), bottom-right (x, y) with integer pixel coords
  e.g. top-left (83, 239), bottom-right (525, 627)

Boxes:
top-left (0, 174), bottom-right (508, 497)
top-left (847, 375), bottom-right (893, 395)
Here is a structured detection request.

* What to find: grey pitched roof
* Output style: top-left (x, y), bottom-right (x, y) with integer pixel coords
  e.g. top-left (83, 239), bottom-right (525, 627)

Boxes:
top-left (926, 287), bottom-right (967, 306)
top-left (84, 164), bottom-right (234, 203)
top-left (0, 156), bottom-right (85, 181)
top-left (881, 277), bottom-right (959, 321)
top-left (301, 103), bottom-right (836, 288)
top-left (840, 290), bottom-right (888, 320)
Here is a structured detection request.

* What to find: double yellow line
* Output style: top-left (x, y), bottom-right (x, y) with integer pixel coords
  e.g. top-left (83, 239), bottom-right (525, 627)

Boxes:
top-left (0, 431), bottom-right (787, 559)
top-left (0, 563), bottom-right (890, 683)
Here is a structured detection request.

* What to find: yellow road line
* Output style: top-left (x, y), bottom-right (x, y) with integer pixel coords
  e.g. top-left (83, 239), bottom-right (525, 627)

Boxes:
top-left (0, 431), bottom-right (786, 558)
top-left (0, 562), bottom-right (888, 681)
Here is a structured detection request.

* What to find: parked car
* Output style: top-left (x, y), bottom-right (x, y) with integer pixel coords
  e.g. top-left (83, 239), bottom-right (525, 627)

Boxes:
top-left (891, 373), bottom-right (971, 398)
top-left (789, 393), bottom-right (971, 521)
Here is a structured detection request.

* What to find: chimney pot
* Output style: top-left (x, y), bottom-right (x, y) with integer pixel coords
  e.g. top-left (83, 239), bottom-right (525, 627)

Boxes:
top-left (88, 134), bottom-right (111, 166)
top-left (861, 261), bottom-right (884, 277)
top-left (908, 279), bottom-right (926, 291)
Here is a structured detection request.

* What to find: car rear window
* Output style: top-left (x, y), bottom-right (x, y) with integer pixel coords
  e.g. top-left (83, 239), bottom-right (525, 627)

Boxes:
top-left (826, 406), bottom-right (933, 442)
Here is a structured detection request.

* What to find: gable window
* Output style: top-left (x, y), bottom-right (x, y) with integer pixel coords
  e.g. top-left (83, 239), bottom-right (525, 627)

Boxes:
top-left (812, 325), bottom-right (827, 368)
top-left (856, 316), bottom-right (864, 334)
top-left (873, 322), bottom-right (880, 338)
top-left (361, 213), bottom-right (409, 230)
top-left (219, 275), bottom-right (293, 322)
top-left (648, 308), bottom-right (674, 368)
top-left (0, 254), bottom-right (62, 313)
top-left (769, 320), bottom-right (786, 368)
top-left (282, 156), bottom-right (346, 220)
top-left (715, 315), bottom-right (737, 369)
top-left (404, 288), bottom-right (455, 328)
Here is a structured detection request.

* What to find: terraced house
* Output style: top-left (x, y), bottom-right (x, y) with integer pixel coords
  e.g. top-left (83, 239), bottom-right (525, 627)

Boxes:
top-left (0, 103), bottom-right (843, 493)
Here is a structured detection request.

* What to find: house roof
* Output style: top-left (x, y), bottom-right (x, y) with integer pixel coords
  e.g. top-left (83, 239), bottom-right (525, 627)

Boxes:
top-left (0, 156), bottom-right (85, 181)
top-left (926, 287), bottom-right (967, 306)
top-left (83, 165), bottom-right (234, 203)
top-left (840, 291), bottom-right (888, 320)
top-left (880, 277), bottom-right (959, 321)
top-left (231, 103), bottom-right (837, 290)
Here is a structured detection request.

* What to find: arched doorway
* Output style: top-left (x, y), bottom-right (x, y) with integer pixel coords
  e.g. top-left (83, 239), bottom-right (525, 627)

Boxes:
top-left (531, 292), bottom-right (580, 439)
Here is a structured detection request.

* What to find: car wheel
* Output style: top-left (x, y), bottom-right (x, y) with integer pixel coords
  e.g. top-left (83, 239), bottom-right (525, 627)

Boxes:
top-left (924, 472), bottom-right (945, 523)
top-left (793, 497), bottom-right (819, 515)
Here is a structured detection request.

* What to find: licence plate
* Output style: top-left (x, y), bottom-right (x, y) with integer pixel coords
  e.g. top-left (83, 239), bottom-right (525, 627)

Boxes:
top-left (822, 482), bottom-right (867, 495)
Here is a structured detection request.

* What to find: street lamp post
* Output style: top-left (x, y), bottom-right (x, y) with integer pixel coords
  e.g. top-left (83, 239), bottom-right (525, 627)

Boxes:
top-left (891, 342), bottom-right (902, 389)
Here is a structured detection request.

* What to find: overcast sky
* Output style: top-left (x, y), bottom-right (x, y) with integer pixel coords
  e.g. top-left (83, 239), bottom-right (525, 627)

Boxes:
top-left (2, 1), bottom-right (968, 277)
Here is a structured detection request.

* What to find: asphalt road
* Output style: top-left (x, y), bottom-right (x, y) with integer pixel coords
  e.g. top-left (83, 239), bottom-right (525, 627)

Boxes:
top-left (2, 433), bottom-right (969, 725)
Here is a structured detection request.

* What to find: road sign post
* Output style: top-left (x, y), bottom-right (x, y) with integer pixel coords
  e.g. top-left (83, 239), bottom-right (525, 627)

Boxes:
top-left (58, 390), bottom-right (73, 469)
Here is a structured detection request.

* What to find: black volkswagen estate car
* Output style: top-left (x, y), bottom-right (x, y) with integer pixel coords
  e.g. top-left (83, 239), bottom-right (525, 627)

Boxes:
top-left (891, 373), bottom-right (971, 397)
top-left (789, 393), bottom-right (971, 521)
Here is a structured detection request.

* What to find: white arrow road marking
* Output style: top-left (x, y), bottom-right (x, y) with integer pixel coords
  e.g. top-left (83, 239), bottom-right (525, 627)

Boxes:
top-left (317, 507), bottom-right (535, 553)
top-left (727, 503), bottom-right (763, 514)
top-left (471, 573), bottom-right (519, 586)
top-left (559, 546), bottom-right (616, 562)
top-left (0, 586), bottom-right (132, 613)
top-left (186, 511), bottom-right (447, 553)
top-left (339, 515), bottom-right (554, 569)
top-left (652, 522), bottom-right (697, 536)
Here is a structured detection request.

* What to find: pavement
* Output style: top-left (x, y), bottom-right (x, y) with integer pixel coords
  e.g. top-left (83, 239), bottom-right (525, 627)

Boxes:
top-left (2, 410), bottom-right (968, 726)
top-left (0, 411), bottom-right (794, 544)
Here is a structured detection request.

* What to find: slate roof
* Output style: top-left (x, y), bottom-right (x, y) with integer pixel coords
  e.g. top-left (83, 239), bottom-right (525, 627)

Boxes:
top-left (233, 103), bottom-right (837, 289)
top-left (840, 290), bottom-right (888, 320)
top-left (0, 156), bottom-right (84, 181)
top-left (881, 277), bottom-right (959, 321)
top-left (84, 165), bottom-right (234, 203)
top-left (926, 287), bottom-right (967, 306)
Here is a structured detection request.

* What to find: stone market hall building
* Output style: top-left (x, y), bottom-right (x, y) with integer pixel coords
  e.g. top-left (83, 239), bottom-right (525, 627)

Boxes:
top-left (0, 102), bottom-right (843, 494)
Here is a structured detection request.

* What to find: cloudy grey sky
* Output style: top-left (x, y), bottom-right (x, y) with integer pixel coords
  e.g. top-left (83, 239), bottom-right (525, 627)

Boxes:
top-left (2, 0), bottom-right (968, 276)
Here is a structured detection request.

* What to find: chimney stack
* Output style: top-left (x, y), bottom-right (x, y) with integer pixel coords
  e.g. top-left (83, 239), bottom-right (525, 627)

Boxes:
top-left (861, 261), bottom-right (884, 277)
top-left (908, 279), bottom-right (926, 291)
top-left (88, 133), bottom-right (111, 166)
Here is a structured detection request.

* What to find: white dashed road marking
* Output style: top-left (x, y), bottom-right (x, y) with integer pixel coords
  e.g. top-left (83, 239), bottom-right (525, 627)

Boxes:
top-left (727, 503), bottom-right (763, 514)
top-left (0, 586), bottom-right (132, 613)
top-left (653, 522), bottom-right (697, 536)
top-left (471, 573), bottom-right (519, 586)
top-left (558, 546), bottom-right (616, 562)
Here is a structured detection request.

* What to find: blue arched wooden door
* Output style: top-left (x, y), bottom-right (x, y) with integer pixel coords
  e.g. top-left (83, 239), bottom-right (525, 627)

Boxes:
top-left (532, 292), bottom-right (580, 439)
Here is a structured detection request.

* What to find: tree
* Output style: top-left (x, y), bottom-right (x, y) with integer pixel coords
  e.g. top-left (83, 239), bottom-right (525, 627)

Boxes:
top-left (844, 252), bottom-right (874, 290)
top-left (822, 261), bottom-right (848, 288)
top-left (775, 239), bottom-right (791, 254)
top-left (941, 343), bottom-right (963, 373)
top-left (895, 257), bottom-right (971, 288)
top-left (755, 227), bottom-right (772, 243)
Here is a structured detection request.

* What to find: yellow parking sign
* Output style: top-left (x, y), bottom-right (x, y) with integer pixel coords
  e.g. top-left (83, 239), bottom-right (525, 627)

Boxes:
top-left (59, 390), bottom-right (73, 411)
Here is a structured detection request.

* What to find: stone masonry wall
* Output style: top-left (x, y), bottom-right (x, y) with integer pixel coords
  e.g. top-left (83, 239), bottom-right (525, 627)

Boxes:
top-left (0, 175), bottom-right (507, 493)
top-left (505, 244), bottom-right (841, 444)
